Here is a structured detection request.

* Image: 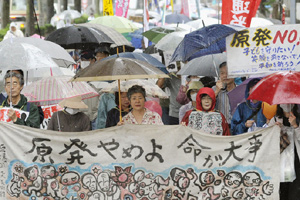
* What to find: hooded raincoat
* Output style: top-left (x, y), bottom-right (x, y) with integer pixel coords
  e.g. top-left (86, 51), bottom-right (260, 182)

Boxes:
top-left (231, 78), bottom-right (266, 135)
top-left (181, 87), bottom-right (230, 136)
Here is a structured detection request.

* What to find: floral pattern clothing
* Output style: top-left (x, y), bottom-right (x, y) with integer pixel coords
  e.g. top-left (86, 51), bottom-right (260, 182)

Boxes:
top-left (122, 108), bottom-right (164, 125)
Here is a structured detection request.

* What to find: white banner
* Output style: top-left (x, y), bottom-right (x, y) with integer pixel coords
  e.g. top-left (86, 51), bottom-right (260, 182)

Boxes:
top-left (0, 122), bottom-right (280, 199)
top-left (227, 24), bottom-right (300, 77)
top-left (0, 108), bottom-right (29, 123)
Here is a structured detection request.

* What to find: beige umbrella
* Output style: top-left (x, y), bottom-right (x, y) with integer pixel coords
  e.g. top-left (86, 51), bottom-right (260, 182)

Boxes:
top-left (71, 57), bottom-right (169, 120)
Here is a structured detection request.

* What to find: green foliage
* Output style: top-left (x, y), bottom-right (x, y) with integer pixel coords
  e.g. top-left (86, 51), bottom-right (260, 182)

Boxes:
top-left (74, 14), bottom-right (89, 24)
top-left (0, 24), bottom-right (10, 42)
top-left (34, 24), bottom-right (56, 37)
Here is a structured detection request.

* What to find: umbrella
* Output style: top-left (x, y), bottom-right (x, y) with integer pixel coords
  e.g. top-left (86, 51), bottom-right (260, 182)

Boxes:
top-left (155, 31), bottom-right (188, 53)
top-left (79, 23), bottom-right (135, 52)
top-left (71, 57), bottom-right (169, 81)
top-left (100, 79), bottom-right (169, 99)
top-left (163, 24), bottom-right (196, 32)
top-left (30, 34), bottom-right (45, 39)
top-left (227, 78), bottom-right (255, 115)
top-left (248, 71), bottom-right (300, 105)
top-left (26, 67), bottom-right (75, 83)
top-left (89, 16), bottom-right (139, 33)
top-left (22, 76), bottom-right (99, 106)
top-left (0, 42), bottom-right (58, 70)
top-left (58, 10), bottom-right (82, 20)
top-left (1, 37), bottom-right (75, 68)
top-left (170, 24), bottom-right (245, 62)
top-left (103, 52), bottom-right (168, 74)
top-left (186, 17), bottom-right (219, 29)
top-left (177, 52), bottom-right (227, 77)
top-left (71, 57), bottom-right (169, 120)
top-left (165, 14), bottom-right (191, 24)
top-left (45, 25), bottom-right (116, 49)
top-left (142, 26), bottom-right (186, 44)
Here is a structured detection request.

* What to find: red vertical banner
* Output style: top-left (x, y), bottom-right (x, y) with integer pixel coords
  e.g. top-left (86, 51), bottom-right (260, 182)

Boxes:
top-left (115, 0), bottom-right (131, 18)
top-left (180, 0), bottom-right (190, 17)
top-left (222, 0), bottom-right (261, 27)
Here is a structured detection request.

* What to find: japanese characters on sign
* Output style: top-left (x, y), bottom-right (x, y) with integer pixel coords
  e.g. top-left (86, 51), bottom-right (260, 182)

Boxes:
top-left (222, 0), bottom-right (261, 27)
top-left (40, 105), bottom-right (62, 129)
top-left (227, 24), bottom-right (300, 77)
top-left (115, 0), bottom-right (130, 18)
top-left (103, 0), bottom-right (114, 16)
top-left (0, 108), bottom-right (29, 123)
top-left (0, 122), bottom-right (280, 199)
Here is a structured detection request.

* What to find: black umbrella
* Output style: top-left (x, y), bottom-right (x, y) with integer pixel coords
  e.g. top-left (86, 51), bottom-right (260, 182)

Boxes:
top-left (45, 25), bottom-right (115, 49)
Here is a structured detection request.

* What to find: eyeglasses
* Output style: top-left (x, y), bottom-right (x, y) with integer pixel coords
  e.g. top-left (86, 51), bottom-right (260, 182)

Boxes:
top-left (5, 82), bottom-right (19, 87)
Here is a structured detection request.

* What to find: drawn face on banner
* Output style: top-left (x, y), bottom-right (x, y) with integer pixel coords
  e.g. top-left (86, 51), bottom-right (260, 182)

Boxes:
top-left (98, 172), bottom-right (111, 192)
top-left (24, 166), bottom-right (39, 181)
top-left (224, 171), bottom-right (242, 189)
top-left (60, 171), bottom-right (80, 186)
top-left (199, 171), bottom-right (215, 186)
top-left (41, 165), bottom-right (58, 179)
top-left (242, 171), bottom-right (262, 187)
top-left (82, 173), bottom-right (98, 192)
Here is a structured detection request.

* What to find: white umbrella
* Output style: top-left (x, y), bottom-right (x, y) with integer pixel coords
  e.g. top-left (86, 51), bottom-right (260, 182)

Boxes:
top-left (250, 17), bottom-right (274, 27)
top-left (1, 37), bottom-right (75, 67)
top-left (58, 10), bottom-right (82, 20)
top-left (0, 42), bottom-right (58, 71)
top-left (155, 31), bottom-right (189, 53)
top-left (100, 79), bottom-right (169, 99)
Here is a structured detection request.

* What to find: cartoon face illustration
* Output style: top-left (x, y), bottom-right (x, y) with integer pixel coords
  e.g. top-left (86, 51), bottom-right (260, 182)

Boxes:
top-left (24, 166), bottom-right (39, 181)
top-left (170, 168), bottom-right (190, 190)
top-left (224, 171), bottom-right (242, 189)
top-left (134, 170), bottom-right (145, 182)
top-left (242, 172), bottom-right (262, 187)
top-left (60, 171), bottom-right (80, 186)
top-left (82, 173), bottom-right (98, 192)
top-left (97, 172), bottom-right (111, 192)
top-left (41, 165), bottom-right (57, 179)
top-left (199, 171), bottom-right (215, 186)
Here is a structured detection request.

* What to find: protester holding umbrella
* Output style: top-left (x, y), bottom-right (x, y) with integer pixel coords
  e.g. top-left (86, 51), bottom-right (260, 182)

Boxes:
top-left (47, 96), bottom-right (91, 132)
top-left (181, 87), bottom-right (230, 136)
top-left (95, 46), bottom-right (110, 61)
top-left (118, 85), bottom-right (163, 125)
top-left (106, 92), bottom-right (131, 128)
top-left (231, 78), bottom-right (266, 135)
top-left (1, 72), bottom-right (40, 128)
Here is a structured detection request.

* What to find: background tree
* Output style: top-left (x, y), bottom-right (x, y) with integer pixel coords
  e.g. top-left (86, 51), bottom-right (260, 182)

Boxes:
top-left (1, 0), bottom-right (10, 29)
top-left (63, 0), bottom-right (68, 11)
top-left (25, 0), bottom-right (35, 36)
top-left (74, 0), bottom-right (81, 13)
top-left (95, 0), bottom-right (100, 16)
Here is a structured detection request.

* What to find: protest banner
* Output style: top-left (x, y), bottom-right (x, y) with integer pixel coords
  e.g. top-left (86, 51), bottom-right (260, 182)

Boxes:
top-left (0, 108), bottom-right (29, 123)
top-left (222, 0), bottom-right (261, 27)
top-left (40, 105), bottom-right (62, 129)
top-left (115, 0), bottom-right (130, 18)
top-left (0, 122), bottom-right (280, 199)
top-left (103, 0), bottom-right (114, 16)
top-left (227, 24), bottom-right (300, 77)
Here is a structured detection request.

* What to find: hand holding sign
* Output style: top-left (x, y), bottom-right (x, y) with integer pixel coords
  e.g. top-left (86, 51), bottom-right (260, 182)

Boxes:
top-left (7, 108), bottom-right (18, 122)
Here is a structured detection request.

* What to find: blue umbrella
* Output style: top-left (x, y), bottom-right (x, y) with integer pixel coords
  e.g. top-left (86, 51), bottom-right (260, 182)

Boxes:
top-left (102, 52), bottom-right (168, 74)
top-left (170, 24), bottom-right (245, 62)
top-left (165, 14), bottom-right (191, 24)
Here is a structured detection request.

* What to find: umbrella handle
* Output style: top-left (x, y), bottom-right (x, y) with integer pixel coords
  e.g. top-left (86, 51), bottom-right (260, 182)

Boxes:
top-left (118, 80), bottom-right (122, 122)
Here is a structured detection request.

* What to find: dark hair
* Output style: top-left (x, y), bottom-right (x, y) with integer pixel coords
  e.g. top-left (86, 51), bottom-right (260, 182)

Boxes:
top-left (4, 72), bottom-right (24, 86)
top-left (200, 76), bottom-right (216, 88)
top-left (114, 92), bottom-right (129, 107)
top-left (276, 105), bottom-right (300, 126)
top-left (127, 85), bottom-right (146, 100)
top-left (219, 62), bottom-right (227, 69)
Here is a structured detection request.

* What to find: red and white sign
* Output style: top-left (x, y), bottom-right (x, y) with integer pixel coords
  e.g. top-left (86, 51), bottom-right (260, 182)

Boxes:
top-left (0, 108), bottom-right (29, 123)
top-left (40, 105), bottom-right (62, 129)
top-left (222, 0), bottom-right (261, 27)
top-left (115, 0), bottom-right (130, 18)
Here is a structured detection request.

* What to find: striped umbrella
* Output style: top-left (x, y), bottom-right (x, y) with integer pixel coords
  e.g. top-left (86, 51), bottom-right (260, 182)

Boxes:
top-left (22, 76), bottom-right (99, 106)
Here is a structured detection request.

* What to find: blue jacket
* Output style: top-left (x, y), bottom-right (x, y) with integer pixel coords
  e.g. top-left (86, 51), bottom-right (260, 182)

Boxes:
top-left (231, 78), bottom-right (266, 135)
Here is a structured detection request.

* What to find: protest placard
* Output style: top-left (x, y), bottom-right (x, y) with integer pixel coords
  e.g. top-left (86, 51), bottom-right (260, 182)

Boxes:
top-left (227, 24), bottom-right (300, 77)
top-left (0, 123), bottom-right (280, 199)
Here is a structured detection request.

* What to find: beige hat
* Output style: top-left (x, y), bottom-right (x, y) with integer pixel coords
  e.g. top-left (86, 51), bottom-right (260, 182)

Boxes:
top-left (58, 96), bottom-right (88, 109)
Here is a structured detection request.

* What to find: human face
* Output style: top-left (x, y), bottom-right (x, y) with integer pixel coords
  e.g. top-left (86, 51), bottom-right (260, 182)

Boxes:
top-left (95, 52), bottom-right (108, 61)
top-left (11, 26), bottom-right (16, 32)
top-left (120, 92), bottom-right (130, 109)
top-left (129, 93), bottom-right (145, 111)
top-left (5, 77), bottom-right (23, 98)
top-left (220, 66), bottom-right (234, 85)
top-left (201, 95), bottom-right (213, 111)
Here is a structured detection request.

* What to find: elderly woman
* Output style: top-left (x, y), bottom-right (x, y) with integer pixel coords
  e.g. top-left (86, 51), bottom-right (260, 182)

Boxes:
top-left (181, 87), bottom-right (230, 136)
top-left (119, 85), bottom-right (163, 125)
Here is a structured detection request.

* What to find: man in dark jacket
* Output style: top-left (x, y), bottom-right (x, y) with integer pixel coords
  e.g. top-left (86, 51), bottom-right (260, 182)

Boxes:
top-left (1, 72), bottom-right (40, 128)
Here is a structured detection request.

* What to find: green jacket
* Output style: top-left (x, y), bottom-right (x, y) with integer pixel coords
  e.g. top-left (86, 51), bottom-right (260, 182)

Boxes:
top-left (1, 94), bottom-right (40, 128)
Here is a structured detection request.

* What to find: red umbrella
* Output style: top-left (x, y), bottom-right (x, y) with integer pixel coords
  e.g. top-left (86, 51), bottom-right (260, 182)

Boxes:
top-left (248, 71), bottom-right (300, 105)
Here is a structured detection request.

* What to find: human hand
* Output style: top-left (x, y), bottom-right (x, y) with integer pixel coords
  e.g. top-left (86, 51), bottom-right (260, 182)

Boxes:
top-left (215, 80), bottom-right (223, 91)
top-left (245, 120), bottom-right (255, 128)
top-left (7, 108), bottom-right (17, 122)
top-left (289, 112), bottom-right (298, 128)
top-left (117, 121), bottom-right (124, 126)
